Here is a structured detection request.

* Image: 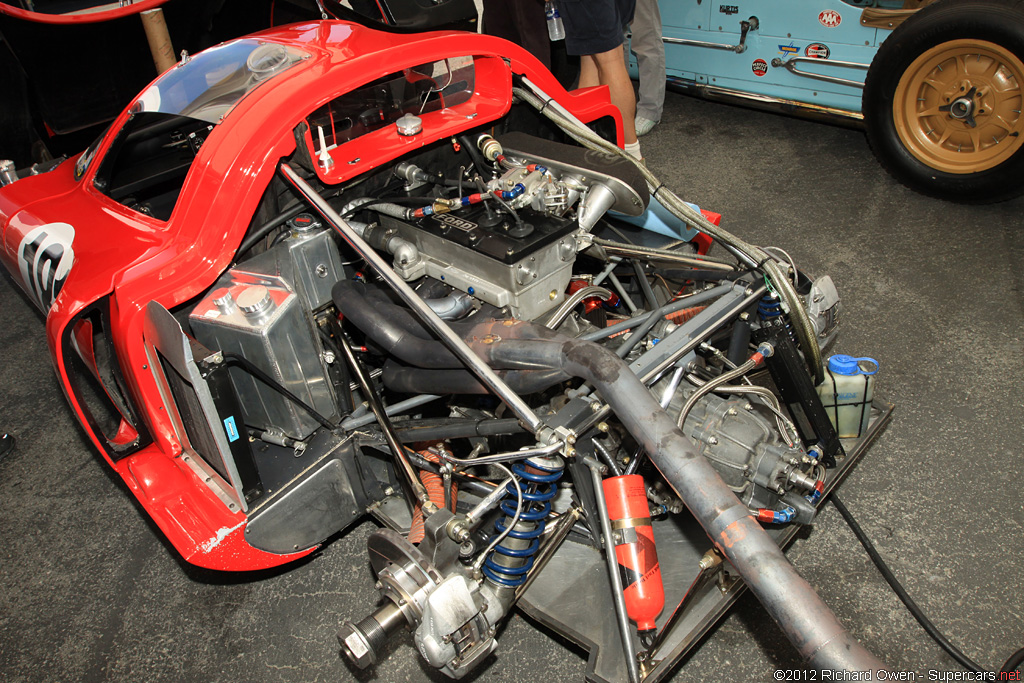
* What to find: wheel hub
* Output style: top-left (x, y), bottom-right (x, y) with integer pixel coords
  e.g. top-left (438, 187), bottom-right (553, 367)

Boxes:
top-left (941, 86), bottom-right (978, 126)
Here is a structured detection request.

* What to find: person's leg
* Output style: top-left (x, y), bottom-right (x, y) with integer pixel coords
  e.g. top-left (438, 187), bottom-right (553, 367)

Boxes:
top-left (579, 54), bottom-right (600, 88)
top-left (560, 0), bottom-right (640, 154)
top-left (630, 0), bottom-right (665, 133)
top-left (592, 46), bottom-right (638, 145)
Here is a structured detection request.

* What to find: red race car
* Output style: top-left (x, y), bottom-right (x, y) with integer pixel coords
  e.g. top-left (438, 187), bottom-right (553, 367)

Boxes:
top-left (0, 19), bottom-right (889, 682)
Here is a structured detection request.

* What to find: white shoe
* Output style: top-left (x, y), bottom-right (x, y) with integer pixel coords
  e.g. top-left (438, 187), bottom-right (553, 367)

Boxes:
top-left (635, 116), bottom-right (658, 137)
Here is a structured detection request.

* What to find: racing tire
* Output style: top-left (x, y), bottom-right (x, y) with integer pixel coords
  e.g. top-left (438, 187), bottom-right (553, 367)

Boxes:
top-left (863, 0), bottom-right (1024, 203)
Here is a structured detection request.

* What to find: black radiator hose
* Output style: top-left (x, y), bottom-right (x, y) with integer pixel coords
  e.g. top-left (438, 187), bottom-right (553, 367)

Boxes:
top-left (332, 279), bottom-right (570, 393)
top-left (333, 279), bottom-right (467, 368)
top-left (382, 359), bottom-right (566, 395)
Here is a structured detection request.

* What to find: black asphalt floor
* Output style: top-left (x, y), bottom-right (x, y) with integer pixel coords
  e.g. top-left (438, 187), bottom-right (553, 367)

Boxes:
top-left (1, 91), bottom-right (1022, 683)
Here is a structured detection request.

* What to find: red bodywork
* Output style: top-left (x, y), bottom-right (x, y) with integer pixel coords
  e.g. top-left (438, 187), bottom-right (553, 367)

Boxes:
top-left (0, 21), bottom-right (621, 571)
top-left (0, 0), bottom-right (170, 24)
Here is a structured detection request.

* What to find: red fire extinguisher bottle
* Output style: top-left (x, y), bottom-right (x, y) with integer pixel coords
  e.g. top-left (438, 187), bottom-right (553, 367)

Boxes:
top-left (602, 474), bottom-right (665, 643)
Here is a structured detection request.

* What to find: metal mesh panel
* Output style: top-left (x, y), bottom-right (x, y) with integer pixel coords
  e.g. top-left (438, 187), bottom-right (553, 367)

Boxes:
top-left (159, 353), bottom-right (229, 482)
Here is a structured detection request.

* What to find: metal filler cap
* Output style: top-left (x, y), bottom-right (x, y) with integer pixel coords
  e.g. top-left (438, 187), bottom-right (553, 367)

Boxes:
top-left (288, 213), bottom-right (321, 233)
top-left (236, 285), bottom-right (274, 317)
top-left (395, 114), bottom-right (423, 136)
top-left (212, 288), bottom-right (237, 315)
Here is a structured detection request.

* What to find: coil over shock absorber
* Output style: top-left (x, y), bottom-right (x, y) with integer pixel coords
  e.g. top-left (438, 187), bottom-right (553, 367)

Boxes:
top-left (758, 292), bottom-right (797, 344)
top-left (482, 457), bottom-right (563, 588)
top-left (758, 293), bottom-right (784, 320)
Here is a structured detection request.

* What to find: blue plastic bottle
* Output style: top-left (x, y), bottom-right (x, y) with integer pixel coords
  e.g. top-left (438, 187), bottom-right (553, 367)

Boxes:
top-left (816, 355), bottom-right (879, 439)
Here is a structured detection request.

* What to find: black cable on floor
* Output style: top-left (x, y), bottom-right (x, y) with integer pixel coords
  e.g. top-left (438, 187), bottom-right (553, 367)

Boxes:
top-left (830, 494), bottom-right (1024, 674)
top-left (1001, 647), bottom-right (1024, 675)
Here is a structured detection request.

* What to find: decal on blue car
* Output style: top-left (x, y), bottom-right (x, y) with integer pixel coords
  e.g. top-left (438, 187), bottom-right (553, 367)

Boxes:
top-left (719, 5), bottom-right (738, 16)
top-left (17, 223), bottom-right (76, 313)
top-left (778, 43), bottom-right (800, 57)
top-left (752, 59), bottom-right (768, 77)
top-left (224, 416), bottom-right (240, 442)
top-left (818, 10), bottom-right (842, 28)
top-left (805, 43), bottom-right (831, 59)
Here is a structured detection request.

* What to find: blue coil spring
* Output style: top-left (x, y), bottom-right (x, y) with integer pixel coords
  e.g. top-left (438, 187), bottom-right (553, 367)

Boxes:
top-left (481, 460), bottom-right (563, 588)
top-left (758, 294), bottom-right (784, 319)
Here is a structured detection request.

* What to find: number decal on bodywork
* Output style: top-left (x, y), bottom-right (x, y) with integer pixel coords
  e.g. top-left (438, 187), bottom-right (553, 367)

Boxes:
top-left (17, 223), bottom-right (76, 312)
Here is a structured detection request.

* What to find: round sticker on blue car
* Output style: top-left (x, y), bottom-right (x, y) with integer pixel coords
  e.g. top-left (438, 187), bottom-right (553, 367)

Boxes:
top-left (805, 43), bottom-right (831, 59)
top-left (818, 10), bottom-right (841, 28)
top-left (17, 222), bottom-right (76, 313)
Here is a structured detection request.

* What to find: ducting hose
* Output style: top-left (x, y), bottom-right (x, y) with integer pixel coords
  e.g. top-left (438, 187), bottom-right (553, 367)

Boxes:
top-left (457, 320), bottom-right (884, 672)
top-left (334, 279), bottom-right (468, 368)
top-left (511, 84), bottom-right (823, 383)
top-left (334, 280), bottom-right (570, 393)
top-left (338, 197), bottom-right (413, 221)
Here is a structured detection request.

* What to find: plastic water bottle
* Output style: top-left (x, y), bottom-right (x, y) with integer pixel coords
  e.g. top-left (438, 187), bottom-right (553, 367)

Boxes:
top-left (815, 355), bottom-right (878, 439)
top-left (546, 0), bottom-right (565, 41)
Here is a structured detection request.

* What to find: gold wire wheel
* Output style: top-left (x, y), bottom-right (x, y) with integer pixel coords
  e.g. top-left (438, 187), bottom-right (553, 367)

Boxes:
top-left (893, 39), bottom-right (1024, 174)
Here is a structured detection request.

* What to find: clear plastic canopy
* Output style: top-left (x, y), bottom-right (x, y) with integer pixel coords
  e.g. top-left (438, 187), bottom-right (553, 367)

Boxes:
top-left (133, 40), bottom-right (309, 124)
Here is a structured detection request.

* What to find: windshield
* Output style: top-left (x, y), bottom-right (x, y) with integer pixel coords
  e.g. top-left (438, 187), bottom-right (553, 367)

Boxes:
top-left (133, 39), bottom-right (309, 124)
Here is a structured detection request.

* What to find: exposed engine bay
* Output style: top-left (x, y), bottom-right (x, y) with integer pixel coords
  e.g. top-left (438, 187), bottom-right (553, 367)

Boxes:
top-left (143, 82), bottom-right (890, 682)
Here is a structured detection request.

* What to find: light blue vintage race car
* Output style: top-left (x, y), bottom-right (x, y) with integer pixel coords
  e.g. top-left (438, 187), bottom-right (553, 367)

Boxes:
top-left (634, 0), bottom-right (1024, 203)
